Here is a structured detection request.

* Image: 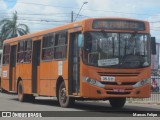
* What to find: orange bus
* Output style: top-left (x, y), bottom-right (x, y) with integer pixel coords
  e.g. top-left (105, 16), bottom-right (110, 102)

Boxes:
top-left (1, 18), bottom-right (153, 108)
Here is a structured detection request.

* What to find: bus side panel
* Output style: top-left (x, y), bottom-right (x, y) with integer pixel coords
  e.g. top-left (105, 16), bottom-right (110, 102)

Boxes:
top-left (22, 64), bottom-right (32, 80)
top-left (62, 60), bottom-right (68, 80)
top-left (39, 80), bottom-right (50, 96)
top-left (16, 64), bottom-right (32, 93)
top-left (62, 60), bottom-right (69, 95)
top-left (39, 62), bottom-right (52, 96)
top-left (21, 64), bottom-right (32, 94)
top-left (50, 80), bottom-right (56, 96)
top-left (1, 80), bottom-right (9, 91)
top-left (52, 60), bottom-right (69, 96)
top-left (49, 61), bottom-right (57, 96)
top-left (23, 80), bottom-right (31, 94)
top-left (16, 64), bottom-right (22, 80)
top-left (50, 60), bottom-right (69, 97)
top-left (1, 66), bottom-right (10, 91)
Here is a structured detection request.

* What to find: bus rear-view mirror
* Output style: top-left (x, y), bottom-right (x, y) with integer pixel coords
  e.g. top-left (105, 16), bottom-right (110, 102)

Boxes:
top-left (151, 37), bottom-right (156, 55)
top-left (78, 34), bottom-right (84, 48)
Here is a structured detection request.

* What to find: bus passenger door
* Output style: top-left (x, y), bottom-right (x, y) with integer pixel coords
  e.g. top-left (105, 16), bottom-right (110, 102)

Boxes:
top-left (68, 32), bottom-right (81, 95)
top-left (32, 40), bottom-right (41, 93)
top-left (9, 45), bottom-right (17, 91)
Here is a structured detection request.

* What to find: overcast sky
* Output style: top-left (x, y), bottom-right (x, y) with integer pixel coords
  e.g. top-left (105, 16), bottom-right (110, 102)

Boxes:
top-left (0, 0), bottom-right (160, 42)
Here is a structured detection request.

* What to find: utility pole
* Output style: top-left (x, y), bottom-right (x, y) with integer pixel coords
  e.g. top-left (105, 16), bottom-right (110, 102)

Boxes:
top-left (71, 11), bottom-right (73, 22)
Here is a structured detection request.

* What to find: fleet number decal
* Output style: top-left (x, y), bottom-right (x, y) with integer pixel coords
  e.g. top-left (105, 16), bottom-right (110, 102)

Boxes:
top-left (3, 71), bottom-right (7, 77)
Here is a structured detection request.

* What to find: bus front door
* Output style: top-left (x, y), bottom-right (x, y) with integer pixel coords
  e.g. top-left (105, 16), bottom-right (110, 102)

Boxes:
top-left (68, 32), bottom-right (81, 95)
top-left (32, 40), bottom-right (41, 93)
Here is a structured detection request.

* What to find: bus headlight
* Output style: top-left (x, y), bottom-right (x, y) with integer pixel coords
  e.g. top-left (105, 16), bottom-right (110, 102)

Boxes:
top-left (83, 77), bottom-right (105, 88)
top-left (132, 78), bottom-right (150, 88)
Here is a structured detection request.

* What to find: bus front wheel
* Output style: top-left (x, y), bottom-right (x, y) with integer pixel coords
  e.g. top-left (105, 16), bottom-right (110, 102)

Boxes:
top-left (58, 81), bottom-right (75, 108)
top-left (109, 98), bottom-right (126, 108)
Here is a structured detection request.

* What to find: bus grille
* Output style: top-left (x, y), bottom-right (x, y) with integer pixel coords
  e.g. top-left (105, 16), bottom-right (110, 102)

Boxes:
top-left (101, 82), bottom-right (137, 85)
top-left (106, 92), bottom-right (131, 95)
top-left (98, 72), bottom-right (140, 77)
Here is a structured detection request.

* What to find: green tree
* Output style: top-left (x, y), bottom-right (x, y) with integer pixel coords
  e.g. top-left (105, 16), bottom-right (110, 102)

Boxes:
top-left (0, 11), bottom-right (29, 42)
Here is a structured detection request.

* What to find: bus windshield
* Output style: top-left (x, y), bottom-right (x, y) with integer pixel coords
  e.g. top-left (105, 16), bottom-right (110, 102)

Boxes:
top-left (83, 32), bottom-right (150, 68)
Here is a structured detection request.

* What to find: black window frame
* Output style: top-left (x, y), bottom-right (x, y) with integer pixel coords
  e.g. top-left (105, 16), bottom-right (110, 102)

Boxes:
top-left (17, 41), bottom-right (24, 64)
top-left (42, 33), bottom-right (55, 61)
top-left (24, 39), bottom-right (32, 63)
top-left (53, 31), bottom-right (68, 60)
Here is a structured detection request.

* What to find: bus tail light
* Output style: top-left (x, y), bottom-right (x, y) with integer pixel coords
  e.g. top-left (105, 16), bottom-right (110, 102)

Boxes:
top-left (132, 78), bottom-right (151, 88)
top-left (83, 77), bottom-right (105, 88)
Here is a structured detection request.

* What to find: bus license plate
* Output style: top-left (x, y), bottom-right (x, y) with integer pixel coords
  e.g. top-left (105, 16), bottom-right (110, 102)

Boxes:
top-left (101, 76), bottom-right (115, 82)
top-left (113, 88), bottom-right (124, 93)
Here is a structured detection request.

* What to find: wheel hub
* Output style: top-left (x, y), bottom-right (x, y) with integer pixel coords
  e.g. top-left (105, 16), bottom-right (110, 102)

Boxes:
top-left (60, 88), bottom-right (67, 103)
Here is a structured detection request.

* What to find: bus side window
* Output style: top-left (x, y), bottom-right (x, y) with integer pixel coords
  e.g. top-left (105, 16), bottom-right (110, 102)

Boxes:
top-left (42, 34), bottom-right (54, 61)
top-left (3, 45), bottom-right (10, 64)
top-left (17, 41), bottom-right (24, 63)
top-left (3, 45), bottom-right (10, 65)
top-left (54, 32), bottom-right (67, 60)
top-left (24, 40), bottom-right (32, 63)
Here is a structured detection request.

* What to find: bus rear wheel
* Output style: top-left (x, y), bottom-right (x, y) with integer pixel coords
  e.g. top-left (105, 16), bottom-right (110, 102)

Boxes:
top-left (18, 81), bottom-right (35, 102)
top-left (18, 81), bottom-right (26, 102)
top-left (109, 98), bottom-right (126, 108)
top-left (58, 81), bottom-right (75, 108)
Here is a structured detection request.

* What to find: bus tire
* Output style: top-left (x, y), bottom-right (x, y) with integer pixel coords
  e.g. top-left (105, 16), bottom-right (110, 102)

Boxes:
top-left (58, 81), bottom-right (75, 108)
top-left (109, 98), bottom-right (126, 108)
top-left (18, 81), bottom-right (27, 102)
top-left (1, 88), bottom-right (4, 93)
top-left (26, 94), bottom-right (35, 102)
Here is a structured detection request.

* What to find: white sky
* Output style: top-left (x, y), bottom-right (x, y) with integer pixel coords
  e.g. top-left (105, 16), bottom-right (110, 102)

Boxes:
top-left (1, 0), bottom-right (160, 42)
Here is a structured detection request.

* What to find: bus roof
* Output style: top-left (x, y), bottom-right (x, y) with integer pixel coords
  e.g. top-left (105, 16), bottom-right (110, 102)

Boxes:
top-left (3, 17), bottom-right (148, 44)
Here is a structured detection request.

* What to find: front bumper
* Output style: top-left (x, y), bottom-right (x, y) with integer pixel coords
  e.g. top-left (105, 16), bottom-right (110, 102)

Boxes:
top-left (81, 82), bottom-right (151, 99)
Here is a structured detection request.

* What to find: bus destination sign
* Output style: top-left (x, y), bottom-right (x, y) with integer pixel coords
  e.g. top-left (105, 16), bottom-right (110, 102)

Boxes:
top-left (92, 20), bottom-right (145, 31)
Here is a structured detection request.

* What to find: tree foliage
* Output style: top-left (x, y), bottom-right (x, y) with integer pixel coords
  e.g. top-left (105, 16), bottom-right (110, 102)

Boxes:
top-left (0, 11), bottom-right (30, 47)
